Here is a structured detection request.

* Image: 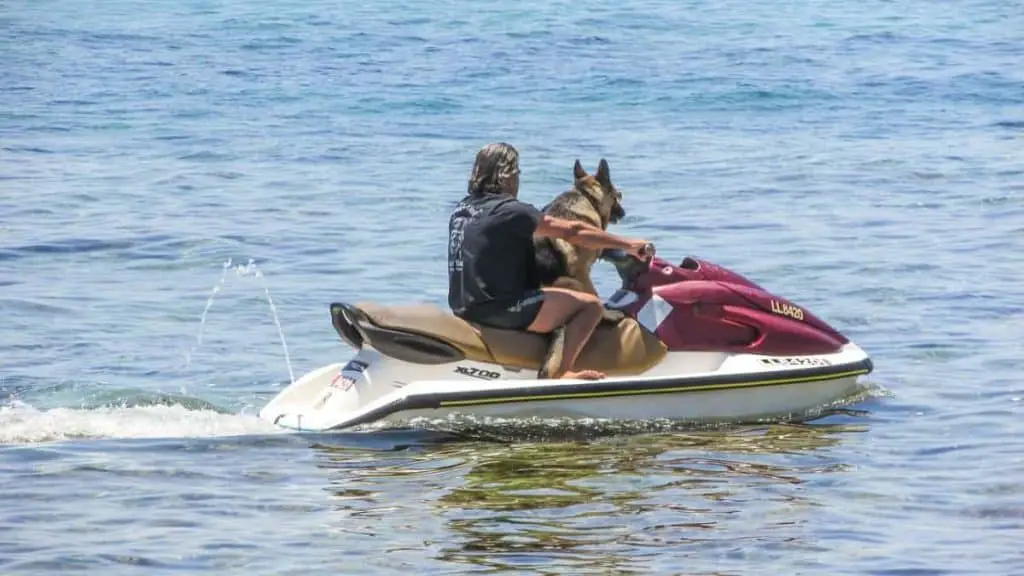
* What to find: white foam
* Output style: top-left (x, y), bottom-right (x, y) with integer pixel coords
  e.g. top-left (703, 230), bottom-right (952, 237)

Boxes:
top-left (0, 401), bottom-right (285, 445)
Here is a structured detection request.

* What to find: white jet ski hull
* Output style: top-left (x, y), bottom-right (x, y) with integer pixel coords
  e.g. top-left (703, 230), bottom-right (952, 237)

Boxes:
top-left (258, 342), bottom-right (873, 432)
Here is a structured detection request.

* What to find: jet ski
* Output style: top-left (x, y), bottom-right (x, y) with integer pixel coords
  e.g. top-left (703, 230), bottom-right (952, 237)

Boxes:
top-left (258, 247), bottom-right (873, 432)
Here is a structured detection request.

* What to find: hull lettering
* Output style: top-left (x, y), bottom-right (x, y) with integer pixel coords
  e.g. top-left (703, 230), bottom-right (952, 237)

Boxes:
top-left (770, 300), bottom-right (804, 321)
top-left (455, 366), bottom-right (501, 380)
top-left (758, 356), bottom-right (832, 367)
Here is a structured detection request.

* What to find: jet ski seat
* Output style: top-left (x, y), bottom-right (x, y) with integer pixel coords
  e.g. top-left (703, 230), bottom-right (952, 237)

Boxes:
top-left (329, 302), bottom-right (667, 377)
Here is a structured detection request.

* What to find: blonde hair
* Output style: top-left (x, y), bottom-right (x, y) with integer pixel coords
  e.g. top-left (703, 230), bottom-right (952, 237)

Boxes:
top-left (467, 142), bottom-right (520, 196)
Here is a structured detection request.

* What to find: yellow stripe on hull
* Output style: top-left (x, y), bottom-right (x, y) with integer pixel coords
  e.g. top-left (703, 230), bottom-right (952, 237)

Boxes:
top-left (439, 369), bottom-right (870, 408)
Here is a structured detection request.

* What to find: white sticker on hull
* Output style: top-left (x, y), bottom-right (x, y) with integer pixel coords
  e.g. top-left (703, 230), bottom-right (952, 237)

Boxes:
top-left (636, 292), bottom-right (674, 334)
top-left (330, 359), bottom-right (369, 391)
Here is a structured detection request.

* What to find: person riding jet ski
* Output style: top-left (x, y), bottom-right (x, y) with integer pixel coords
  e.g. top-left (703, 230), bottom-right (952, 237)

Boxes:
top-left (447, 142), bottom-right (652, 381)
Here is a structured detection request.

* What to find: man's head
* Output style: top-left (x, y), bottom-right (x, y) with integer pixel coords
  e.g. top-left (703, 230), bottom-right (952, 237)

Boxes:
top-left (467, 142), bottom-right (520, 198)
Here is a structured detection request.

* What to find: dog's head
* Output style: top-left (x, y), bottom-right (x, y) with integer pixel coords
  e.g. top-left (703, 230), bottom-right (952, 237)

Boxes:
top-left (573, 158), bottom-right (625, 227)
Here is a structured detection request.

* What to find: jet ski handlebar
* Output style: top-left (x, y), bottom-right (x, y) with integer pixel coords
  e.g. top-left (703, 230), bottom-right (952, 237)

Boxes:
top-left (599, 242), bottom-right (656, 264)
top-left (599, 243), bottom-right (656, 286)
top-left (639, 242), bottom-right (656, 260)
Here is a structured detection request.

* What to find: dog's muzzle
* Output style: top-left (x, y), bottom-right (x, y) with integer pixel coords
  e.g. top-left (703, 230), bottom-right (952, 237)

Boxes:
top-left (610, 203), bottom-right (626, 223)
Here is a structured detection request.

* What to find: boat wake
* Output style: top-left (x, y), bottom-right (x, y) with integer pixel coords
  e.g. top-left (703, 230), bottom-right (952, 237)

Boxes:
top-left (0, 401), bottom-right (283, 445)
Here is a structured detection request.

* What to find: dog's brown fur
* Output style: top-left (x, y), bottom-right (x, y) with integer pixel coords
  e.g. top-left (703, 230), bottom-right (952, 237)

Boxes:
top-left (533, 158), bottom-right (626, 297)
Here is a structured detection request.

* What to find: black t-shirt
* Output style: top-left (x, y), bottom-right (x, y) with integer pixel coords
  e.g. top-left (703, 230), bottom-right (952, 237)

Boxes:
top-left (448, 193), bottom-right (544, 314)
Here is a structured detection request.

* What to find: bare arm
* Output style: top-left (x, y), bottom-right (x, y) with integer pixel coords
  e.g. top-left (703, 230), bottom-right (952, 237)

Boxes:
top-left (534, 215), bottom-right (638, 252)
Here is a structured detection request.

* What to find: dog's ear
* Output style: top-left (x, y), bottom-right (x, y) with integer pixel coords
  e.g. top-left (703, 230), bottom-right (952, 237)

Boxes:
top-left (573, 159), bottom-right (588, 180)
top-left (595, 158), bottom-right (611, 186)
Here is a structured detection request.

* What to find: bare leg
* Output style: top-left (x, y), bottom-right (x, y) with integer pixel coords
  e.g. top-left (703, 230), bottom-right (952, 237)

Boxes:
top-left (550, 276), bottom-right (621, 325)
top-left (580, 276), bottom-right (599, 298)
top-left (526, 287), bottom-right (606, 380)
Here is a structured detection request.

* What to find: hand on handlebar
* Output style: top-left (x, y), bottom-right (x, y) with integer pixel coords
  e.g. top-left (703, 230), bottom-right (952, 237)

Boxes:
top-left (626, 240), bottom-right (655, 261)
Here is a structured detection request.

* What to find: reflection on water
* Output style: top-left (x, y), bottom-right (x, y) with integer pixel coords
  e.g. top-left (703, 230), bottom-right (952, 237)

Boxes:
top-left (311, 423), bottom-right (861, 572)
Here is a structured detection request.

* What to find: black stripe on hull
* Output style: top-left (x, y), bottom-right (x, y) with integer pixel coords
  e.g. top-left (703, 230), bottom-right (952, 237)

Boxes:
top-left (319, 357), bottom-right (874, 431)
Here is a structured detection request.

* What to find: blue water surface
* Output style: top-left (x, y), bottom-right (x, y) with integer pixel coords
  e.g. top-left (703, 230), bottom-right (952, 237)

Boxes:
top-left (2, 0), bottom-right (1023, 574)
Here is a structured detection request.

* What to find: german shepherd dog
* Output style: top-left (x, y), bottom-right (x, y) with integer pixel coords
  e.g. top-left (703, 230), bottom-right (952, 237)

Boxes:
top-left (534, 158), bottom-right (626, 298)
top-left (532, 159), bottom-right (627, 378)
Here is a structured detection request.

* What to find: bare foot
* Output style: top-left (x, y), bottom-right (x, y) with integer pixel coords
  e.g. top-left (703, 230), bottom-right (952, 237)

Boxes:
top-left (561, 369), bottom-right (606, 380)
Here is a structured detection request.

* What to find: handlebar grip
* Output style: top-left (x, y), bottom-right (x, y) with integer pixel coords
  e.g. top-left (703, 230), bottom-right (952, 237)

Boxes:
top-left (600, 244), bottom-right (656, 263)
top-left (640, 242), bottom-right (656, 260)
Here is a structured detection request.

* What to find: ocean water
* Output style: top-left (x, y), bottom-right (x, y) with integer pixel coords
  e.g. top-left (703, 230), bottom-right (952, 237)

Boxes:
top-left (2, 0), bottom-right (1023, 573)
